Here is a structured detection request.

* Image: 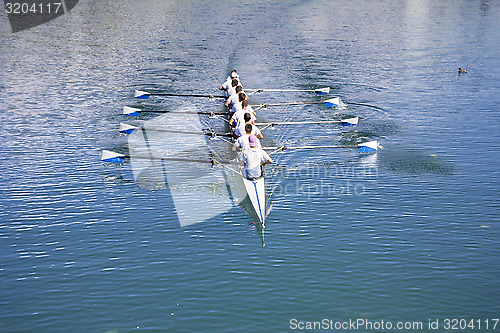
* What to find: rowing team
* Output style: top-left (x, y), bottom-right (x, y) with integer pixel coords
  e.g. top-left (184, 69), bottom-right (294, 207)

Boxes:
top-left (219, 70), bottom-right (272, 180)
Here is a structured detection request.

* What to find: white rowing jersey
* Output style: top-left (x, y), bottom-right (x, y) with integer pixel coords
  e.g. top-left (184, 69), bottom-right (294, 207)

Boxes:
top-left (221, 77), bottom-right (241, 97)
top-left (220, 78), bottom-right (231, 91)
top-left (234, 133), bottom-right (261, 151)
top-left (226, 94), bottom-right (240, 109)
top-left (231, 101), bottom-right (242, 113)
top-left (231, 109), bottom-right (256, 130)
top-left (231, 96), bottom-right (251, 113)
top-left (227, 84), bottom-right (243, 97)
top-left (222, 75), bottom-right (240, 86)
top-left (235, 122), bottom-right (261, 138)
top-left (242, 147), bottom-right (270, 179)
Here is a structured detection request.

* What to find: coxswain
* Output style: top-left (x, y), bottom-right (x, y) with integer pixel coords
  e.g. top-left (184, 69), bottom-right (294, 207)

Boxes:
top-left (241, 135), bottom-right (272, 180)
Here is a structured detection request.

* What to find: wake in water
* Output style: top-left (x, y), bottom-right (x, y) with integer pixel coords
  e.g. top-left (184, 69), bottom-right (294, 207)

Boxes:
top-left (378, 146), bottom-right (455, 176)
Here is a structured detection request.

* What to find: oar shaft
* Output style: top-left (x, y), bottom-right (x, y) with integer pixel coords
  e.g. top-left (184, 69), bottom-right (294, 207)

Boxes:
top-left (255, 120), bottom-right (342, 126)
top-left (126, 127), bottom-right (231, 137)
top-left (245, 87), bottom-right (330, 95)
top-left (115, 155), bottom-right (236, 164)
top-left (246, 89), bottom-right (315, 92)
top-left (150, 93), bottom-right (226, 99)
top-left (251, 101), bottom-right (324, 108)
top-left (138, 110), bottom-right (228, 115)
top-left (262, 145), bottom-right (358, 150)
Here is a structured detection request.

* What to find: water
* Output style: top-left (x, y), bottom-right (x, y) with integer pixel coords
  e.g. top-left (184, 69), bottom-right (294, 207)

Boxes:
top-left (1, 0), bottom-right (499, 332)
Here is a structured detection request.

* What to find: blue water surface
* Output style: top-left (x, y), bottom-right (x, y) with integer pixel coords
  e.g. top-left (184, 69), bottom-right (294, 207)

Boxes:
top-left (1, 1), bottom-right (499, 332)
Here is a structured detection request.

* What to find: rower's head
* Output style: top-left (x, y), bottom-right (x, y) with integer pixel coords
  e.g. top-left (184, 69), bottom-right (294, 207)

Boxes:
top-left (231, 70), bottom-right (238, 78)
top-left (244, 112), bottom-right (251, 123)
top-left (239, 93), bottom-right (247, 102)
top-left (249, 135), bottom-right (258, 148)
top-left (241, 99), bottom-right (248, 109)
top-left (235, 86), bottom-right (243, 94)
top-left (245, 123), bottom-right (253, 134)
top-left (231, 78), bottom-right (239, 87)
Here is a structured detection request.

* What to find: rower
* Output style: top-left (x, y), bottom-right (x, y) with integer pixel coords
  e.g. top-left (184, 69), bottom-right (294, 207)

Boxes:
top-left (230, 92), bottom-right (250, 114)
top-left (226, 78), bottom-right (242, 98)
top-left (235, 112), bottom-right (263, 138)
top-left (233, 123), bottom-right (262, 152)
top-left (229, 100), bottom-right (256, 129)
top-left (241, 135), bottom-right (272, 180)
top-left (219, 70), bottom-right (241, 97)
top-left (458, 68), bottom-right (467, 74)
top-left (225, 86), bottom-right (243, 110)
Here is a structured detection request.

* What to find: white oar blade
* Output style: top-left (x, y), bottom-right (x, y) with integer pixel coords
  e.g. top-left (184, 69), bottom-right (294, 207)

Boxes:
top-left (101, 150), bottom-right (126, 163)
top-left (341, 117), bottom-right (359, 126)
top-left (123, 106), bottom-right (142, 116)
top-left (315, 87), bottom-right (330, 95)
top-left (134, 90), bottom-right (150, 99)
top-left (119, 123), bottom-right (139, 134)
top-left (324, 97), bottom-right (341, 107)
top-left (358, 140), bottom-right (378, 153)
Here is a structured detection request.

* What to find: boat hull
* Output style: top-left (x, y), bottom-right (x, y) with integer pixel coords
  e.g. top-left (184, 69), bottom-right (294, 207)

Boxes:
top-left (241, 175), bottom-right (266, 229)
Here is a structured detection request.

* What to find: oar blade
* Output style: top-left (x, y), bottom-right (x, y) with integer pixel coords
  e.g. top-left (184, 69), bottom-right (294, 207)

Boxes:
top-left (315, 87), bottom-right (330, 95)
top-left (101, 150), bottom-right (126, 163)
top-left (134, 90), bottom-right (150, 99)
top-left (341, 117), bottom-right (359, 126)
top-left (119, 123), bottom-right (138, 134)
top-left (324, 97), bottom-right (341, 107)
top-left (123, 106), bottom-right (142, 116)
top-left (358, 140), bottom-right (378, 153)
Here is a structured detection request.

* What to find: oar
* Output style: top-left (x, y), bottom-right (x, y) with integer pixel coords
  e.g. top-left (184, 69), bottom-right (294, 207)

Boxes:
top-left (123, 106), bottom-right (228, 116)
top-left (262, 140), bottom-right (378, 153)
top-left (251, 97), bottom-right (343, 108)
top-left (119, 123), bottom-right (231, 137)
top-left (134, 90), bottom-right (226, 99)
top-left (101, 150), bottom-right (235, 164)
top-left (255, 117), bottom-right (358, 127)
top-left (246, 87), bottom-right (330, 95)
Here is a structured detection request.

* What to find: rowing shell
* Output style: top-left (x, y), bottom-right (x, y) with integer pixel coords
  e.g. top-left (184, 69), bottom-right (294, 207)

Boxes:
top-left (238, 161), bottom-right (267, 229)
top-left (224, 123), bottom-right (268, 229)
top-left (243, 176), bottom-right (266, 228)
top-left (224, 146), bottom-right (268, 230)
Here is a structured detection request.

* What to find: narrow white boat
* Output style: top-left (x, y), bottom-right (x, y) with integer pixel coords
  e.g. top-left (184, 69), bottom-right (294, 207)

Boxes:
top-left (240, 166), bottom-right (267, 229)
top-left (226, 129), bottom-right (268, 230)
